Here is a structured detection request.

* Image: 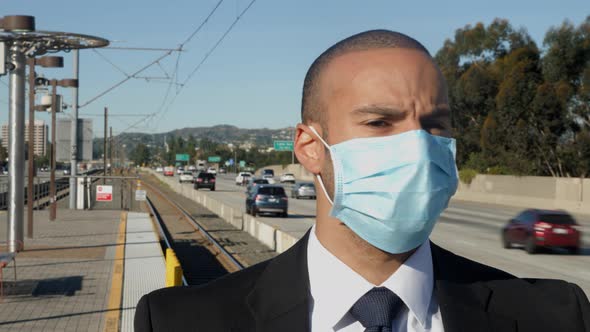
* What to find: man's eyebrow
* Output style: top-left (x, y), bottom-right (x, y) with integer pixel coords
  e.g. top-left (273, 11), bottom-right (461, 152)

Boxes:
top-left (351, 105), bottom-right (451, 118)
top-left (351, 106), bottom-right (406, 117)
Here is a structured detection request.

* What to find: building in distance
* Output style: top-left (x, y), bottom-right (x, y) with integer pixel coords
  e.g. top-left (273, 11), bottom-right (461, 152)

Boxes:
top-left (1, 120), bottom-right (48, 157)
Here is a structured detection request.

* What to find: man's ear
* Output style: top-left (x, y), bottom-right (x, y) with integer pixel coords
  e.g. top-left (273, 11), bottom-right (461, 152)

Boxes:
top-left (295, 123), bottom-right (324, 175)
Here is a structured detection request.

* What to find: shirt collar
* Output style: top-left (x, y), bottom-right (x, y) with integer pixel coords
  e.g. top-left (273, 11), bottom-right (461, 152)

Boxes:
top-left (381, 239), bottom-right (433, 327)
top-left (307, 226), bottom-right (434, 329)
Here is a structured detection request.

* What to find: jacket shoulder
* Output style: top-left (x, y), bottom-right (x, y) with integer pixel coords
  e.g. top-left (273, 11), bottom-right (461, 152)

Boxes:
top-left (433, 244), bottom-right (589, 330)
top-left (486, 279), bottom-right (590, 331)
top-left (431, 242), bottom-right (515, 283)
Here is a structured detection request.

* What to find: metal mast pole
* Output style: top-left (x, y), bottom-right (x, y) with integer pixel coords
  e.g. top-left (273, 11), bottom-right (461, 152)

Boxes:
top-left (49, 80), bottom-right (57, 221)
top-left (7, 46), bottom-right (26, 252)
top-left (26, 58), bottom-right (35, 238)
top-left (69, 49), bottom-right (79, 209)
top-left (103, 107), bottom-right (107, 184)
top-left (109, 126), bottom-right (113, 174)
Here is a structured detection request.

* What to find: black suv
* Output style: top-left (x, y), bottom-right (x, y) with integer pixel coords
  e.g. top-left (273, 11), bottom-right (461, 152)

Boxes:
top-left (193, 172), bottom-right (216, 191)
top-left (245, 185), bottom-right (288, 218)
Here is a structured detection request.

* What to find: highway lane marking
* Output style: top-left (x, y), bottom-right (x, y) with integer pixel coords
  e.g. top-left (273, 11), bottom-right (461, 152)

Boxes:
top-left (445, 206), bottom-right (514, 220)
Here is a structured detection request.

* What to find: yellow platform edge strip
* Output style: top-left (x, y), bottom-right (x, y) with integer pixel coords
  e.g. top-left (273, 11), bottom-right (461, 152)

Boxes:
top-left (103, 211), bottom-right (127, 332)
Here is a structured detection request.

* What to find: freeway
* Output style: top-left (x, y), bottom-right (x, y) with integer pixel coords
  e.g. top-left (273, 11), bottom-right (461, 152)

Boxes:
top-left (172, 172), bottom-right (590, 295)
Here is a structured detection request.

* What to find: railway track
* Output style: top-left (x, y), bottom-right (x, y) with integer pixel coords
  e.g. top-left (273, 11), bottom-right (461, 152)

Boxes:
top-left (142, 179), bottom-right (243, 286)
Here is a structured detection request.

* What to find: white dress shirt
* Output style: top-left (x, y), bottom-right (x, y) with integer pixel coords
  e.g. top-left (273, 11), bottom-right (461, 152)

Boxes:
top-left (307, 226), bottom-right (444, 332)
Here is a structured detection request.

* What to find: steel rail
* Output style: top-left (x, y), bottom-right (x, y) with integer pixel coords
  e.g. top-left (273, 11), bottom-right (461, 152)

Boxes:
top-left (142, 180), bottom-right (244, 272)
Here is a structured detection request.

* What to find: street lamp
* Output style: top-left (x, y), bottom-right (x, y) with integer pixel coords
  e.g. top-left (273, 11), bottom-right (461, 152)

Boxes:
top-left (0, 14), bottom-right (108, 252)
top-left (26, 55), bottom-right (63, 238)
top-left (36, 78), bottom-right (78, 221)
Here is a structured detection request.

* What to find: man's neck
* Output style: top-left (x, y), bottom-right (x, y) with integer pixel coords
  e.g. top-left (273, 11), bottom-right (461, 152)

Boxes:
top-left (314, 216), bottom-right (415, 285)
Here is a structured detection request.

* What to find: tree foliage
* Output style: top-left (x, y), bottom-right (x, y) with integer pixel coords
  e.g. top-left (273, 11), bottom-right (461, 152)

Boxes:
top-left (437, 16), bottom-right (590, 177)
top-left (130, 143), bottom-right (150, 166)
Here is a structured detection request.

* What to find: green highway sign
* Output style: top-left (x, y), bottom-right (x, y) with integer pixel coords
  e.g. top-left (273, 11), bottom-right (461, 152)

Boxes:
top-left (274, 140), bottom-right (294, 151)
top-left (208, 156), bottom-right (221, 163)
top-left (175, 154), bottom-right (190, 162)
top-left (239, 160), bottom-right (246, 168)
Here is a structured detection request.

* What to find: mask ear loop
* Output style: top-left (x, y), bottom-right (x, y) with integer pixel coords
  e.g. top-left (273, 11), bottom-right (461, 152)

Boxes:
top-left (307, 125), bottom-right (334, 206)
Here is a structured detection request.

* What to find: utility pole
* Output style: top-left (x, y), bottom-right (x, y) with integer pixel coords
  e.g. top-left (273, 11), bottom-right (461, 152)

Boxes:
top-left (7, 44), bottom-right (26, 252)
top-left (26, 58), bottom-right (35, 237)
top-left (103, 107), bottom-right (107, 184)
top-left (69, 49), bottom-right (79, 209)
top-left (49, 82), bottom-right (57, 221)
top-left (109, 126), bottom-right (113, 174)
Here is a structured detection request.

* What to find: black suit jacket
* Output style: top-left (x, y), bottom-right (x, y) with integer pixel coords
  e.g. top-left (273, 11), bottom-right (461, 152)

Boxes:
top-left (135, 233), bottom-right (590, 331)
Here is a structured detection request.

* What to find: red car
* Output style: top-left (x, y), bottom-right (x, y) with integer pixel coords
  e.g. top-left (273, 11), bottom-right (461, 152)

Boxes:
top-left (502, 209), bottom-right (580, 254)
top-left (163, 166), bottom-right (175, 177)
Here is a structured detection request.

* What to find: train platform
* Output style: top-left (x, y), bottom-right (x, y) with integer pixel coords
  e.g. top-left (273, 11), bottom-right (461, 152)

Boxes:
top-left (0, 208), bottom-right (166, 331)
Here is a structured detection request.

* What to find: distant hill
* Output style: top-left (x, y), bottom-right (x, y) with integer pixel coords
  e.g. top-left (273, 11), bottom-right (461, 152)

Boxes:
top-left (93, 125), bottom-right (295, 157)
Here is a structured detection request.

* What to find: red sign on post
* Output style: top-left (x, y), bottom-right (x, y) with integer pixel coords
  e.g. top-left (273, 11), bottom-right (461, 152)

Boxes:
top-left (96, 185), bottom-right (113, 202)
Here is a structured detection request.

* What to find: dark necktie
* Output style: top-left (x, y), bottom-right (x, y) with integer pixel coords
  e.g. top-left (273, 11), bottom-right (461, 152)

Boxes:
top-left (349, 287), bottom-right (404, 332)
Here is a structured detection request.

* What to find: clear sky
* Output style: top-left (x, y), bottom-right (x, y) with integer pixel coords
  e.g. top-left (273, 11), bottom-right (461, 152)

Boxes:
top-left (1, 0), bottom-right (588, 138)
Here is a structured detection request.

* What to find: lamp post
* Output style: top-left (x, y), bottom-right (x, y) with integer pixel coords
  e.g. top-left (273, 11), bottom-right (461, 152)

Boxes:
top-left (0, 14), bottom-right (108, 252)
top-left (27, 55), bottom-right (63, 238)
top-left (2, 16), bottom-right (35, 252)
top-left (70, 49), bottom-right (79, 210)
top-left (45, 78), bottom-right (78, 221)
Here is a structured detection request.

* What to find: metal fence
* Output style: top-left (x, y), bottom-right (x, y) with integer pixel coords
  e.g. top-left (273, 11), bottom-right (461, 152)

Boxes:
top-left (0, 175), bottom-right (70, 210)
top-left (83, 175), bottom-right (140, 211)
top-left (0, 169), bottom-right (110, 210)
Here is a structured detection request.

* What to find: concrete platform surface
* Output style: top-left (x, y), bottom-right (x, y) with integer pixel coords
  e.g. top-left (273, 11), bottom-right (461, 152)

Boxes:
top-left (0, 209), bottom-right (122, 332)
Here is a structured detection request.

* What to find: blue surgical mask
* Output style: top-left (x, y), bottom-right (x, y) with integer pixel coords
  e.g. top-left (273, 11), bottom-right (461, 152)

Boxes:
top-left (309, 126), bottom-right (459, 254)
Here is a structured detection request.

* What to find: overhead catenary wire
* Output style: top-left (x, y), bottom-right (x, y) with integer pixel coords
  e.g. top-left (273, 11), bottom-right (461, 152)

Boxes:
top-left (86, 0), bottom-right (256, 138)
top-left (179, 0), bottom-right (225, 48)
top-left (181, 0), bottom-right (257, 89)
top-left (79, 50), bottom-right (173, 108)
top-left (118, 0), bottom-right (227, 134)
top-left (160, 0), bottom-right (226, 121)
top-left (104, 46), bottom-right (182, 52)
top-left (92, 49), bottom-right (130, 77)
top-left (153, 0), bottom-right (257, 126)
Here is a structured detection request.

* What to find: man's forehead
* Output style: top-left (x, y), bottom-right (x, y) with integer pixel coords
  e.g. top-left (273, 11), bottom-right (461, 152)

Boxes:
top-left (318, 48), bottom-right (447, 104)
top-left (323, 47), bottom-right (435, 75)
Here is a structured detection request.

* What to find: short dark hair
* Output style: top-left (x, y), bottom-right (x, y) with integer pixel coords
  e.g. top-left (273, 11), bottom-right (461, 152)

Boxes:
top-left (301, 29), bottom-right (430, 137)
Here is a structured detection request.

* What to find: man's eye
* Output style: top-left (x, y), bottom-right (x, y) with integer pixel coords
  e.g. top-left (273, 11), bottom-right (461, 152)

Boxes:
top-left (366, 120), bottom-right (390, 128)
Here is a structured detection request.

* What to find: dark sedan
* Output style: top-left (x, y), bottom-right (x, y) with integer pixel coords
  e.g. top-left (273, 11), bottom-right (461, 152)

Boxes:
top-left (193, 172), bottom-right (216, 191)
top-left (245, 185), bottom-right (288, 218)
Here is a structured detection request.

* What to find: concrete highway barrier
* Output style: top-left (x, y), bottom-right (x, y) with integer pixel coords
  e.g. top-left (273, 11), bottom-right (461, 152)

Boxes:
top-left (146, 169), bottom-right (299, 253)
top-left (258, 164), bottom-right (590, 215)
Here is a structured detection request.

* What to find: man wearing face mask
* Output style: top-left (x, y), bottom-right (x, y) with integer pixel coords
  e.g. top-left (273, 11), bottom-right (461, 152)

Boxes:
top-left (135, 30), bottom-right (590, 332)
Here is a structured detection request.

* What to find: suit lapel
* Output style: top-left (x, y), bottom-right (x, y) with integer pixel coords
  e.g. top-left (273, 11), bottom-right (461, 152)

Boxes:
top-left (246, 231), bottom-right (312, 332)
top-left (431, 242), bottom-right (516, 332)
